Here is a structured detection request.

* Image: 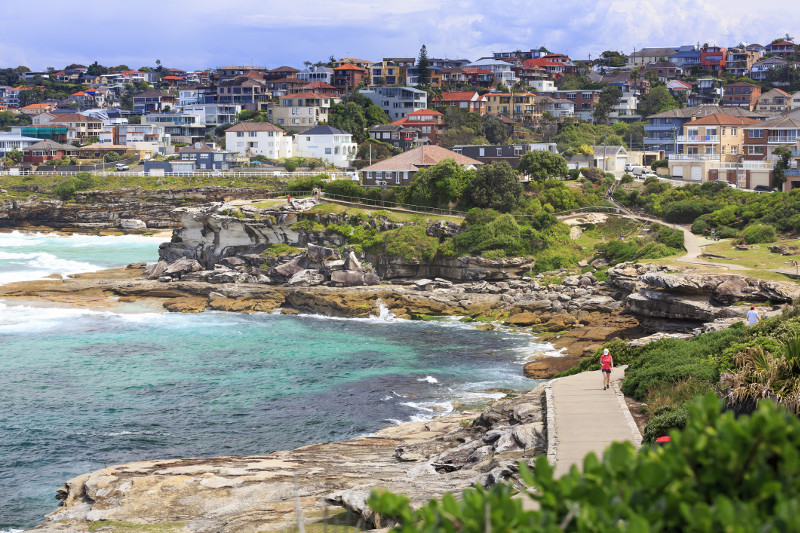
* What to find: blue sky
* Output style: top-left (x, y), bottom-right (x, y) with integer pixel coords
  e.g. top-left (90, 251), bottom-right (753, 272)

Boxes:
top-left (1, 0), bottom-right (798, 71)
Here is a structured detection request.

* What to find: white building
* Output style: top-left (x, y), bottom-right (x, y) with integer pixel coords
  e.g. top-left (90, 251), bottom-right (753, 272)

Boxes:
top-left (297, 66), bottom-right (334, 85)
top-left (529, 79), bottom-right (556, 93)
top-left (293, 125), bottom-right (357, 168)
top-left (464, 59), bottom-right (519, 86)
top-left (0, 133), bottom-right (40, 159)
top-left (609, 91), bottom-right (642, 123)
top-left (98, 123), bottom-right (172, 157)
top-left (360, 86), bottom-right (426, 121)
top-left (182, 103), bottom-right (242, 127)
top-left (225, 122), bottom-right (292, 158)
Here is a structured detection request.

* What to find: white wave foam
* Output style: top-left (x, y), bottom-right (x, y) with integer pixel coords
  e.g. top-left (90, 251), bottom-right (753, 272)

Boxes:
top-left (400, 400), bottom-right (454, 422)
top-left (1, 528), bottom-right (24, 533)
top-left (417, 375), bottom-right (439, 384)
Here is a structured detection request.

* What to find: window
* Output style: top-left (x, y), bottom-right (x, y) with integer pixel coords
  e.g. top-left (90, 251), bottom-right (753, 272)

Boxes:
top-left (376, 171), bottom-right (382, 179)
top-left (325, 147), bottom-right (331, 154)
top-left (748, 145), bottom-right (764, 155)
top-left (396, 172), bottom-right (401, 185)
top-left (721, 128), bottom-right (726, 136)
top-left (731, 146), bottom-right (738, 155)
top-left (249, 132), bottom-right (256, 137)
top-left (236, 131), bottom-right (244, 137)
top-left (731, 128), bottom-right (737, 136)
top-left (479, 148), bottom-right (485, 156)
top-left (750, 129), bottom-right (763, 138)
top-left (496, 148), bottom-right (502, 156)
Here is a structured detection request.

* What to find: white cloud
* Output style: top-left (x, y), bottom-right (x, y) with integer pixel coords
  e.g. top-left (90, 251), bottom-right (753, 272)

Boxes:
top-left (1, 0), bottom-right (798, 70)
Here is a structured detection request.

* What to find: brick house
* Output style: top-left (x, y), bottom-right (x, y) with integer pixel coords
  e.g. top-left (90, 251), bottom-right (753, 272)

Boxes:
top-left (433, 91), bottom-right (487, 115)
top-left (332, 64), bottom-right (368, 92)
top-left (22, 139), bottom-right (77, 164)
top-left (389, 109), bottom-right (446, 145)
top-left (360, 145), bottom-right (482, 186)
top-left (721, 81), bottom-right (762, 110)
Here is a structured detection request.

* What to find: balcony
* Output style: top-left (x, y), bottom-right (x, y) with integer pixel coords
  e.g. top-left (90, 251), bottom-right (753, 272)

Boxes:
top-left (668, 154), bottom-right (720, 161)
top-left (787, 168), bottom-right (800, 176)
top-left (768, 136), bottom-right (798, 143)
top-left (709, 161), bottom-right (772, 170)
top-left (677, 135), bottom-right (719, 143)
top-left (643, 123), bottom-right (676, 131)
top-left (793, 150), bottom-right (800, 157)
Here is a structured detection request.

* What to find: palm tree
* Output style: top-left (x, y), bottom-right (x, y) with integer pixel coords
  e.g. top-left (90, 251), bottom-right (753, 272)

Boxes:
top-left (726, 337), bottom-right (800, 414)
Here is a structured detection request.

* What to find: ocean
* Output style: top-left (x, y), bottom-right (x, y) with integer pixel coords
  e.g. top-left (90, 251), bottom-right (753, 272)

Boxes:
top-left (0, 231), bottom-right (558, 531)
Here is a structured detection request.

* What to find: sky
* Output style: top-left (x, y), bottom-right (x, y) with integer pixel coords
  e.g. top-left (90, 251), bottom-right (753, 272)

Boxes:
top-left (1, 0), bottom-right (798, 72)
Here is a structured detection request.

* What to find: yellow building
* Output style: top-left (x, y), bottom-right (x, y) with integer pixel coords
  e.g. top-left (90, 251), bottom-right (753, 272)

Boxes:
top-left (484, 92), bottom-right (542, 124)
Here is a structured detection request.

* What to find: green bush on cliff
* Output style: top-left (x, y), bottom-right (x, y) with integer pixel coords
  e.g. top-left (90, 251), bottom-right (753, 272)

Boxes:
top-left (369, 394), bottom-right (800, 532)
top-left (366, 225), bottom-right (438, 262)
top-left (286, 175), bottom-right (325, 192)
top-left (740, 223), bottom-right (776, 244)
top-left (53, 172), bottom-right (94, 201)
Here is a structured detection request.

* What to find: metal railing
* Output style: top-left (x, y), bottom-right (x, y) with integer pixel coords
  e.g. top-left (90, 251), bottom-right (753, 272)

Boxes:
top-left (668, 154), bottom-right (720, 161)
top-left (677, 135), bottom-right (719, 143)
top-left (709, 162), bottom-right (772, 170)
top-left (0, 169), bottom-right (355, 179)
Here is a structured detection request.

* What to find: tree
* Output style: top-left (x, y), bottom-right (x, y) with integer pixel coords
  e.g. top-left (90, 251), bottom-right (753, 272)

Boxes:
top-left (7, 148), bottom-right (23, 164)
top-left (638, 86), bottom-right (678, 117)
top-left (406, 158), bottom-right (474, 208)
top-left (593, 85), bottom-right (622, 124)
top-left (772, 144), bottom-right (792, 190)
top-left (598, 50), bottom-right (626, 67)
top-left (65, 63), bottom-right (86, 70)
top-left (465, 162), bottom-right (522, 212)
top-left (482, 115), bottom-right (510, 144)
top-left (517, 150), bottom-right (569, 182)
top-left (416, 44), bottom-right (430, 87)
top-left (86, 61), bottom-right (108, 76)
top-left (329, 101), bottom-right (368, 141)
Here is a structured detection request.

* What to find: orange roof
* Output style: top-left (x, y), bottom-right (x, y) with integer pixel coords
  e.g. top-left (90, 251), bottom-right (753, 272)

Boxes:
top-left (279, 92), bottom-right (328, 99)
top-left (72, 91), bottom-right (87, 96)
top-left (333, 63), bottom-right (366, 71)
top-left (21, 103), bottom-right (52, 109)
top-left (162, 76), bottom-right (184, 80)
top-left (407, 108), bottom-right (442, 116)
top-left (437, 91), bottom-right (483, 102)
top-left (686, 113), bottom-right (759, 126)
top-left (11, 86), bottom-right (33, 91)
top-left (462, 68), bottom-right (493, 75)
top-left (361, 145), bottom-right (482, 172)
top-left (522, 58), bottom-right (562, 68)
top-left (302, 81), bottom-right (337, 89)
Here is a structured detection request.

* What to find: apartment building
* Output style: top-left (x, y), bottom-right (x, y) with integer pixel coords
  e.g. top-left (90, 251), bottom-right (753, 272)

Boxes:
top-left (225, 122), bottom-right (292, 158)
top-left (720, 81), bottom-right (762, 110)
top-left (271, 93), bottom-right (337, 129)
top-left (361, 86), bottom-right (427, 121)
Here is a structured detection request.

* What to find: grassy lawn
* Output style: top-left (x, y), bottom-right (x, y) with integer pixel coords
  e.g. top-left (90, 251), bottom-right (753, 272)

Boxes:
top-left (309, 202), bottom-right (464, 224)
top-left (701, 238), bottom-right (800, 271)
top-left (251, 199), bottom-right (286, 208)
top-left (572, 216), bottom-right (643, 257)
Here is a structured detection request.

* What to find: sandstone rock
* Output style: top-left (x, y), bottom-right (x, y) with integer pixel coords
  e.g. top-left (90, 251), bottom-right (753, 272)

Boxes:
top-left (563, 275), bottom-right (580, 287)
top-left (280, 308), bottom-right (299, 315)
top-left (287, 269), bottom-right (326, 286)
top-left (146, 260), bottom-right (168, 280)
top-left (512, 423), bottom-right (545, 451)
top-left (330, 270), bottom-right (367, 287)
top-left (426, 220), bottom-right (461, 239)
top-left (523, 356), bottom-right (581, 379)
top-left (118, 218), bottom-right (147, 230)
top-left (364, 273), bottom-right (380, 286)
top-left (162, 297), bottom-right (208, 313)
top-left (163, 257), bottom-right (203, 279)
top-left (306, 244), bottom-right (340, 263)
top-left (343, 251), bottom-right (362, 271)
top-left (415, 278), bottom-right (435, 290)
top-left (221, 256), bottom-right (246, 268)
top-left (505, 312), bottom-right (539, 327)
top-left (271, 255), bottom-right (309, 279)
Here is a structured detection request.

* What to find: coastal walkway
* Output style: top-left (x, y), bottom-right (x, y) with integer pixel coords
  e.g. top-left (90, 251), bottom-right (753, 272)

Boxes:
top-left (546, 366), bottom-right (642, 478)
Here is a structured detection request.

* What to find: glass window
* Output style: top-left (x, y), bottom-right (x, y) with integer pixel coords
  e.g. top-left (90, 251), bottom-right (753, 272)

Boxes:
top-left (325, 147), bottom-right (331, 154)
top-left (750, 129), bottom-right (763, 138)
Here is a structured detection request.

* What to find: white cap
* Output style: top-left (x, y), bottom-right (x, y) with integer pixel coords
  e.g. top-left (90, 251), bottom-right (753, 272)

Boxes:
top-left (603, 348), bottom-right (609, 355)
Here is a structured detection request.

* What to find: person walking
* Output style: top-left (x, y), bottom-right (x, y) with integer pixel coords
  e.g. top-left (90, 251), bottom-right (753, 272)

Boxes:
top-left (600, 348), bottom-right (613, 390)
top-left (746, 305), bottom-right (760, 326)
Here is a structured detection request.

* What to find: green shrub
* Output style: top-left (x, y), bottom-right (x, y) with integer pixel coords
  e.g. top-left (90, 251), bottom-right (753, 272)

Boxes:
top-left (620, 174), bottom-right (634, 184)
top-left (662, 200), bottom-right (719, 223)
top-left (367, 225), bottom-right (438, 262)
top-left (651, 158), bottom-right (668, 170)
top-left (740, 223), bottom-right (776, 244)
top-left (567, 169), bottom-right (580, 180)
top-left (324, 180), bottom-right (366, 198)
top-left (579, 166), bottom-right (604, 182)
top-left (651, 223), bottom-right (684, 249)
top-left (716, 226), bottom-right (739, 239)
top-left (261, 243), bottom-right (298, 258)
top-left (283, 160), bottom-right (299, 172)
top-left (52, 172), bottom-right (94, 200)
top-left (369, 394), bottom-right (800, 533)
top-left (286, 175), bottom-right (325, 192)
top-left (289, 219), bottom-right (324, 232)
top-left (642, 405), bottom-right (688, 443)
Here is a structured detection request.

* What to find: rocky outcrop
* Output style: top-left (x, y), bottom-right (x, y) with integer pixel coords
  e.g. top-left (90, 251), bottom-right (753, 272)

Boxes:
top-left (368, 254), bottom-right (536, 282)
top-left (33, 386), bottom-right (546, 532)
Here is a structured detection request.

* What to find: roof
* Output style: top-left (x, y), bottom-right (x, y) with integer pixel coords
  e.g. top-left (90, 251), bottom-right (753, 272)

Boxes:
top-left (648, 105), bottom-right (762, 119)
top-left (369, 124), bottom-right (403, 132)
top-left (301, 81), bottom-right (337, 90)
top-left (24, 139), bottom-right (76, 151)
top-left (646, 60), bottom-right (678, 68)
top-left (686, 113), bottom-right (759, 126)
top-left (760, 88), bottom-right (791, 98)
top-left (747, 116), bottom-right (800, 129)
top-left (407, 108), bottom-right (442, 117)
top-left (667, 80), bottom-right (692, 89)
top-left (669, 50), bottom-right (701, 58)
top-left (522, 58), bottom-right (563, 68)
top-left (21, 103), bottom-right (53, 109)
top-left (437, 91), bottom-right (483, 102)
top-left (333, 63), bottom-right (367, 72)
top-left (770, 41), bottom-right (796, 47)
top-left (301, 125), bottom-right (348, 136)
top-left (361, 145), bottom-right (483, 172)
top-left (279, 92), bottom-right (328, 99)
top-left (179, 143), bottom-right (227, 153)
top-left (725, 81), bottom-right (761, 88)
top-left (133, 89), bottom-right (173, 98)
top-left (225, 122), bottom-right (284, 133)
top-left (630, 47), bottom-right (678, 57)
top-left (269, 66), bottom-right (300, 73)
top-left (50, 113), bottom-right (102, 123)
top-left (462, 67), bottom-right (493, 75)
top-left (590, 145), bottom-right (627, 155)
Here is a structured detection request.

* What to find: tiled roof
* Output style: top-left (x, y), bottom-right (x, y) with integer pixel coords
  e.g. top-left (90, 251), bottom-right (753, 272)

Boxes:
top-left (302, 125), bottom-right (348, 136)
top-left (686, 113), bottom-right (759, 126)
top-left (760, 88), bottom-right (791, 98)
top-left (50, 113), bottom-right (102, 123)
top-left (269, 66), bottom-right (300, 73)
top-left (333, 63), bottom-right (367, 71)
top-left (462, 68), bottom-right (493, 75)
top-left (279, 92), bottom-right (327, 99)
top-left (649, 105), bottom-right (762, 119)
top-left (24, 139), bottom-right (76, 151)
top-left (21, 103), bottom-right (52, 109)
top-left (301, 81), bottom-right (337, 89)
top-left (522, 58), bottom-right (562, 68)
top-left (725, 81), bottom-right (760, 88)
top-left (407, 109), bottom-right (442, 116)
top-left (437, 91), bottom-right (482, 102)
top-left (225, 122), bottom-right (285, 133)
top-left (361, 145), bottom-right (482, 172)
top-left (748, 116), bottom-right (800, 128)
top-left (631, 47), bottom-right (678, 57)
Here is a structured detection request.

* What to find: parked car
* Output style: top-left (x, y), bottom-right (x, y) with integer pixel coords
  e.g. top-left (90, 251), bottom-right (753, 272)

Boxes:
top-left (723, 181), bottom-right (737, 188)
top-left (623, 163), bottom-right (640, 173)
top-left (631, 166), bottom-right (656, 178)
top-left (114, 163), bottom-right (129, 171)
top-left (753, 185), bottom-right (774, 192)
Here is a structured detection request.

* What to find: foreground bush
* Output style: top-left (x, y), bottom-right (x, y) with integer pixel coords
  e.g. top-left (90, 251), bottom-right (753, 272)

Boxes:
top-left (369, 394), bottom-right (800, 532)
top-left (740, 223), bottom-right (776, 244)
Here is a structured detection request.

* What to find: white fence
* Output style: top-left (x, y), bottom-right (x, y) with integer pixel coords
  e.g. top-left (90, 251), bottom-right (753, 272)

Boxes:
top-left (0, 169), bottom-right (357, 179)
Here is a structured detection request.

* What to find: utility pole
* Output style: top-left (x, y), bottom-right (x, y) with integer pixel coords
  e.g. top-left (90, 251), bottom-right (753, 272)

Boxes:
top-left (603, 132), bottom-right (608, 172)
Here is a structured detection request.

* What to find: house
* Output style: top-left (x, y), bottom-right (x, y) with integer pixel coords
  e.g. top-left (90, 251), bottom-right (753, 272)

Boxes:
top-left (49, 113), bottom-right (103, 143)
top-left (700, 46), bottom-right (727, 75)
top-left (19, 102), bottom-right (56, 116)
top-left (552, 90), bottom-right (601, 121)
top-left (519, 58), bottom-right (566, 81)
top-left (271, 93), bottom-right (338, 130)
top-left (668, 113), bottom-right (758, 182)
top-left (0, 133), bottom-right (40, 159)
top-left (666, 79), bottom-right (692, 98)
top-left (439, 67), bottom-right (468, 87)
top-left (216, 66), bottom-right (268, 80)
top-left (297, 66), bottom-right (334, 85)
top-left (627, 47), bottom-right (679, 67)
top-left (644, 60), bottom-right (682, 80)
top-left (267, 77), bottom-right (307, 97)
top-left (132, 90), bottom-right (177, 113)
top-left (688, 78), bottom-right (722, 106)
top-left (464, 59), bottom-right (518, 86)
top-left (368, 124), bottom-right (425, 151)
top-left (142, 112), bottom-right (206, 144)
top-left (178, 86), bottom-right (216, 106)
top-left (293, 125), bottom-right (357, 168)
top-left (389, 109), bottom-right (446, 145)
top-left (429, 58), bottom-right (471, 69)
top-left (14, 124), bottom-right (72, 144)
top-left (332, 63), bottom-right (369, 92)
top-left (461, 67), bottom-right (494, 87)
top-left (721, 81), bottom-right (762, 110)
top-left (644, 105), bottom-right (763, 156)
top-left (176, 143), bottom-right (233, 170)
top-left (791, 91), bottom-right (800, 110)
top-left (766, 41), bottom-right (796, 58)
top-left (183, 103), bottom-right (242, 126)
top-left (756, 88), bottom-right (792, 114)
top-left (451, 144), bottom-right (553, 170)
top-left (225, 122), bottom-right (292, 158)
top-left (331, 58), bottom-right (374, 71)
top-left (22, 139), bottom-right (77, 164)
top-left (3, 86), bottom-right (33, 108)
top-left (743, 116), bottom-right (800, 163)
top-left (360, 145), bottom-right (482, 186)
top-left (609, 91), bottom-right (642, 123)
top-left (538, 95), bottom-right (575, 119)
top-left (99, 123), bottom-right (171, 157)
top-left (217, 74), bottom-right (269, 109)
top-left (264, 67), bottom-right (300, 82)
top-left (299, 81), bottom-right (340, 97)
top-left (750, 57), bottom-right (788, 81)
top-left (726, 47), bottom-right (760, 77)
top-left (484, 93), bottom-right (542, 124)
top-left (361, 86), bottom-right (427, 121)
top-left (370, 59), bottom-right (410, 86)
top-left (77, 143), bottom-right (135, 160)
top-left (434, 91), bottom-right (487, 115)
top-left (667, 49), bottom-right (701, 69)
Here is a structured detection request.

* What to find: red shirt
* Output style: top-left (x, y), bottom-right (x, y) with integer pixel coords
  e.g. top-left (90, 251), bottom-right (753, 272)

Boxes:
top-left (601, 354), bottom-right (612, 370)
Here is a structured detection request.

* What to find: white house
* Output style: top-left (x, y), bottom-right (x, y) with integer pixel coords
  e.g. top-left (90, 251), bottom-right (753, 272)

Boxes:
top-left (293, 125), bottom-right (357, 168)
top-left (0, 133), bottom-right (40, 159)
top-left (225, 122), bottom-right (292, 158)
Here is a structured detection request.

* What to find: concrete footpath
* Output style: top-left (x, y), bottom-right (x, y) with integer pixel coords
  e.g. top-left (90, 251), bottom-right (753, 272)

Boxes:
top-left (547, 366), bottom-right (642, 478)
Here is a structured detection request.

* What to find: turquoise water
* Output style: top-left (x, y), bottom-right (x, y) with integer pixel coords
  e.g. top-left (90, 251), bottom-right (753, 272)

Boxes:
top-left (0, 232), bottom-right (556, 531)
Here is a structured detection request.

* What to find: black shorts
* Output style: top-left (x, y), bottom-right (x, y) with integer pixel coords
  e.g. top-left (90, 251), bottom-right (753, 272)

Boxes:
top-left (602, 369), bottom-right (611, 374)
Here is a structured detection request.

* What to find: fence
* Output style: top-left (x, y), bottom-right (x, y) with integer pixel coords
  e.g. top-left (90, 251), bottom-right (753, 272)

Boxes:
top-left (0, 169), bottom-right (355, 179)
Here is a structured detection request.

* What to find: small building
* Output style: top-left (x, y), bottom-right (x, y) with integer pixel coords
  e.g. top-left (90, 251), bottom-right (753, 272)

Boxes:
top-left (361, 86), bottom-right (427, 121)
top-left (225, 122), bottom-right (292, 159)
top-left (177, 143), bottom-right (233, 170)
top-left (77, 143), bottom-right (135, 159)
top-left (368, 124), bottom-right (425, 151)
top-left (389, 109), bottom-right (446, 145)
top-left (0, 133), bottom-right (48, 159)
top-left (360, 145), bottom-right (482, 186)
top-left (721, 81), bottom-right (762, 110)
top-left (293, 125), bottom-right (357, 168)
top-left (433, 91), bottom-right (487, 115)
top-left (451, 144), bottom-right (530, 169)
top-left (22, 139), bottom-right (77, 164)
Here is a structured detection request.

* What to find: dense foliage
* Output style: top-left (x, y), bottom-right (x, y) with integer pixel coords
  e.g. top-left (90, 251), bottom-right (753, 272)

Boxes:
top-left (369, 394), bottom-right (800, 532)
